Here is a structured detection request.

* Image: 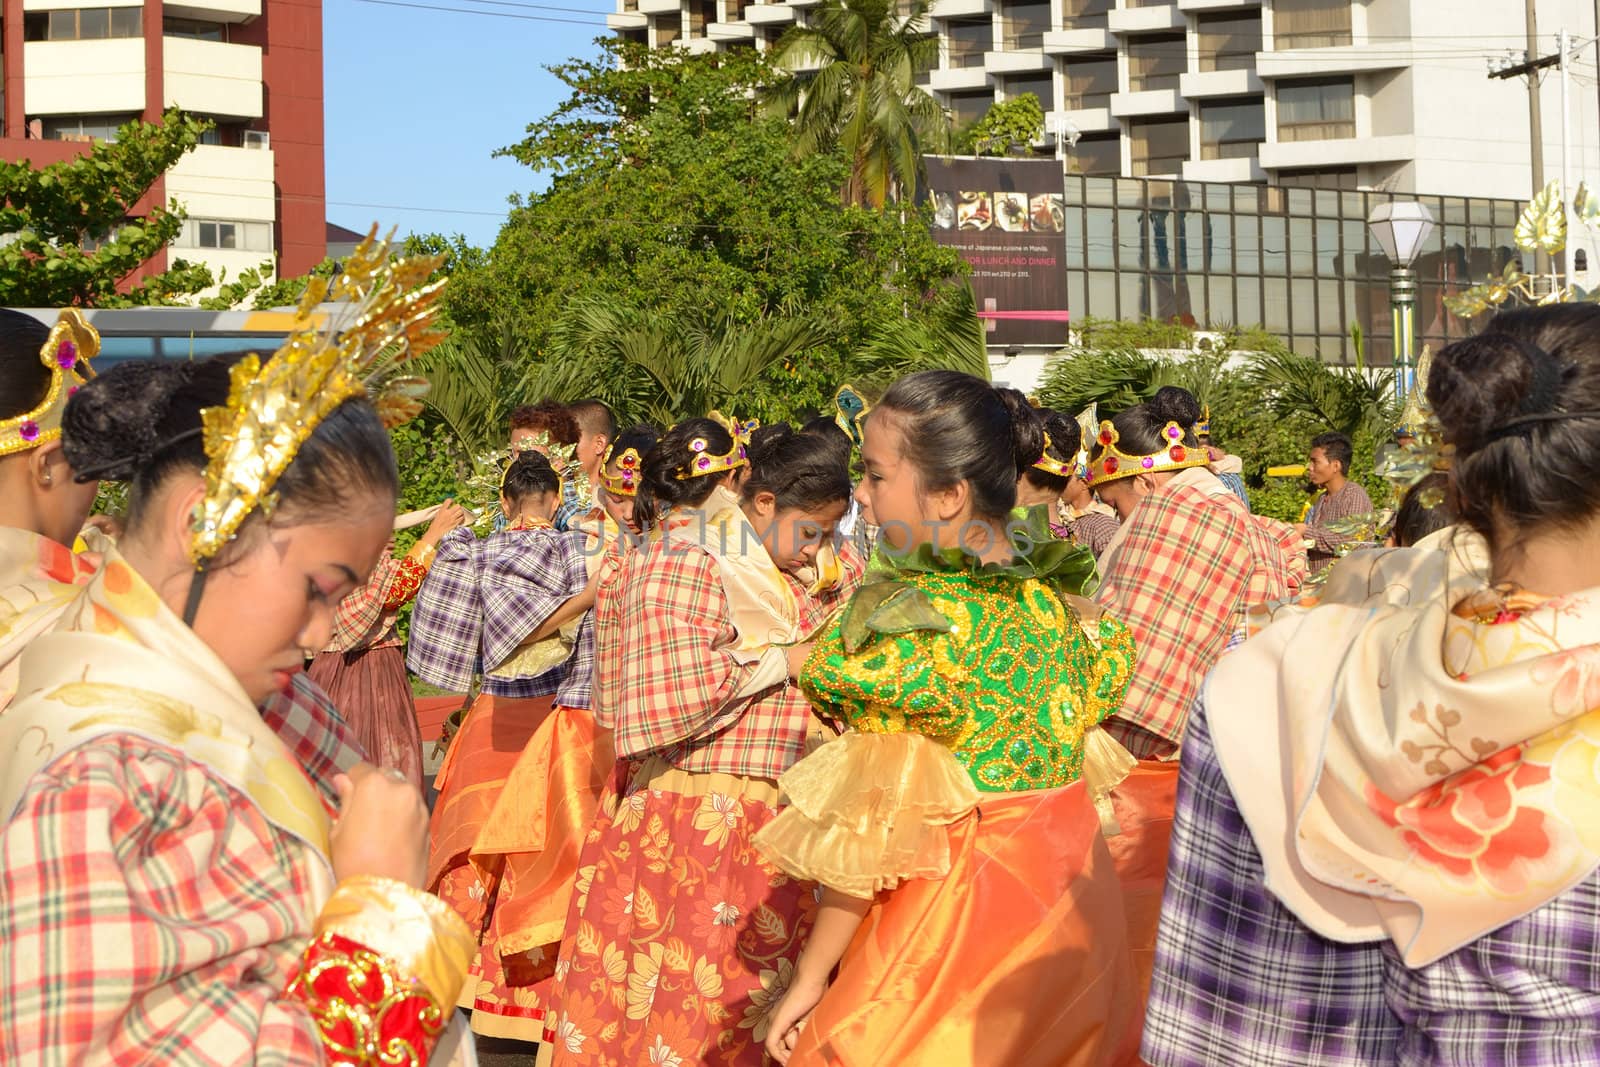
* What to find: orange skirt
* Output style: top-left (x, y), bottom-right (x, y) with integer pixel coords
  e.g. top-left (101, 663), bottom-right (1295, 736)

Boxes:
top-left (429, 694), bottom-right (614, 1041)
top-left (788, 781), bottom-right (1143, 1067)
top-left (1104, 759), bottom-right (1180, 1013)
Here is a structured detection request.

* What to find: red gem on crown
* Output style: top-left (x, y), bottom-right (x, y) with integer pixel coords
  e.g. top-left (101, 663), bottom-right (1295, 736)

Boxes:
top-left (1170, 445), bottom-right (1187, 463)
top-left (1103, 457), bottom-right (1118, 474)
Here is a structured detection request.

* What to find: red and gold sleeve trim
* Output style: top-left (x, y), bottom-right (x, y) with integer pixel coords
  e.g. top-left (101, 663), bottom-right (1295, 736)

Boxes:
top-left (382, 544), bottom-right (434, 611)
top-left (287, 875), bottom-right (475, 1066)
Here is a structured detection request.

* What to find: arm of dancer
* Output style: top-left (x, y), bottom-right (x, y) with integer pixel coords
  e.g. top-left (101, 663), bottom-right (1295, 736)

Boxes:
top-left (765, 889), bottom-right (874, 1064)
top-left (0, 740), bottom-right (473, 1067)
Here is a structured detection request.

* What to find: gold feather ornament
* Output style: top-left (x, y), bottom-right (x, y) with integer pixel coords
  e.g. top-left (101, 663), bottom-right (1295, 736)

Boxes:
top-left (189, 227), bottom-right (447, 566)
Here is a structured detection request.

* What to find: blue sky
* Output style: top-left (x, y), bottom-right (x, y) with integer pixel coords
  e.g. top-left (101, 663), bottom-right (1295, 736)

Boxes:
top-left (322, 0), bottom-right (612, 248)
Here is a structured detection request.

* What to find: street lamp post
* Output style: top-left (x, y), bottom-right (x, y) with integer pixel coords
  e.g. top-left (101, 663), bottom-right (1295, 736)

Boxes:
top-left (1367, 201), bottom-right (1436, 402)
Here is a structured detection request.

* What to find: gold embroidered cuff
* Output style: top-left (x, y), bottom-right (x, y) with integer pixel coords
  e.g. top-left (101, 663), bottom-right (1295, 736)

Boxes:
top-left (314, 875), bottom-right (476, 1012)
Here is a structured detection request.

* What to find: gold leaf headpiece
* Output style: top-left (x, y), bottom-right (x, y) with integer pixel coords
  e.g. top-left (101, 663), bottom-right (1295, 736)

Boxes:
top-left (189, 227), bottom-right (447, 564)
top-left (0, 310), bottom-right (99, 457)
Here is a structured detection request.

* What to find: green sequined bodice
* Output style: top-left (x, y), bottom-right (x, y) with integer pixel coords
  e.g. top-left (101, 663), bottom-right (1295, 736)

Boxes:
top-left (800, 565), bottom-right (1135, 792)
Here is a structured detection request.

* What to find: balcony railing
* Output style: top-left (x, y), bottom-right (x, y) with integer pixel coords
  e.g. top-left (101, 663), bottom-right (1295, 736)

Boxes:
top-left (1277, 119), bottom-right (1354, 142)
top-left (946, 43), bottom-right (991, 68)
top-left (1003, 29), bottom-right (1047, 49)
top-left (1127, 70), bottom-right (1181, 93)
top-left (1063, 90), bottom-right (1113, 110)
top-left (1201, 139), bottom-right (1258, 160)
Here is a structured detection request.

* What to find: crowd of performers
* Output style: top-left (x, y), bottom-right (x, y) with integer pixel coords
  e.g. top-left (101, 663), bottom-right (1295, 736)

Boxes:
top-left (3, 243), bottom-right (1600, 1066)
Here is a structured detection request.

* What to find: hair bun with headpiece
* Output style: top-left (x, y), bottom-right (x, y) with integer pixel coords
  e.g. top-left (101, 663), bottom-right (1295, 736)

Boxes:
top-left (63, 360), bottom-right (200, 483)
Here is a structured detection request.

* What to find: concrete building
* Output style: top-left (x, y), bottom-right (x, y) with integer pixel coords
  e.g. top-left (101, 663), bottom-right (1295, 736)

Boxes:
top-left (612, 0), bottom-right (1600, 368)
top-left (0, 0), bottom-right (325, 290)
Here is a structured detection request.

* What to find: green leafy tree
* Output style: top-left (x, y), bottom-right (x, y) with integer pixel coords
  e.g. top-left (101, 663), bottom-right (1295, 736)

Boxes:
top-left (766, 0), bottom-right (949, 207)
top-left (0, 109), bottom-right (222, 306)
top-left (443, 42), bottom-right (967, 422)
top-left (956, 94), bottom-right (1045, 157)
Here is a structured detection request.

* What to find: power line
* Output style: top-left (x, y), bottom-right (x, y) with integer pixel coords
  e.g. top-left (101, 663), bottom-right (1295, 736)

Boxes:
top-left (349, 0), bottom-right (606, 26)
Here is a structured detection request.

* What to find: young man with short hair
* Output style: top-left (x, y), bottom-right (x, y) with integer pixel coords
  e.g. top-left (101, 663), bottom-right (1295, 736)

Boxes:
top-left (1295, 431), bottom-right (1373, 571)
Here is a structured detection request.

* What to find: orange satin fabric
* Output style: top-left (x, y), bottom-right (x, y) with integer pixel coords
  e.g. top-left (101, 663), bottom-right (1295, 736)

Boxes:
top-left (427, 693), bottom-right (558, 892)
top-left (789, 781), bottom-right (1142, 1067)
top-left (479, 704), bottom-right (614, 954)
top-left (1103, 760), bottom-right (1179, 1011)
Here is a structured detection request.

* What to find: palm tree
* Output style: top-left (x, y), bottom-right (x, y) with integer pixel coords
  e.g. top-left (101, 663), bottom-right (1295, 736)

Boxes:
top-left (1243, 349), bottom-right (1398, 440)
top-left (854, 284), bottom-right (990, 384)
top-left (766, 0), bottom-right (949, 209)
top-left (543, 299), bottom-right (831, 427)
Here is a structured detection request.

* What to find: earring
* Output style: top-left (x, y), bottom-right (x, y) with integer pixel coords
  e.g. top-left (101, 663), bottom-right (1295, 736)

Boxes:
top-left (39, 472), bottom-right (52, 487)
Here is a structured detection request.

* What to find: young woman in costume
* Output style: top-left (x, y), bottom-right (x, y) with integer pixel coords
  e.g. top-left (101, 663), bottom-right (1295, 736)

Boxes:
top-left (1142, 305), bottom-right (1600, 1065)
top-left (416, 450), bottom-right (596, 1040)
top-left (306, 498), bottom-right (467, 788)
top-left (546, 417), bottom-right (860, 1067)
top-left (1090, 386), bottom-right (1300, 759)
top-left (1012, 404), bottom-right (1079, 538)
top-left (426, 427), bottom-right (665, 1043)
top-left (0, 248), bottom-right (476, 1065)
top-left (753, 370), bottom-right (1142, 1066)
top-left (0, 309), bottom-right (101, 709)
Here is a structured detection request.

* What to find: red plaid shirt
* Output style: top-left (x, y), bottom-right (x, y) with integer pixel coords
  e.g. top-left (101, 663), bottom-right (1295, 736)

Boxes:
top-left (593, 539), bottom-right (854, 780)
top-left (1096, 482), bottom-right (1295, 751)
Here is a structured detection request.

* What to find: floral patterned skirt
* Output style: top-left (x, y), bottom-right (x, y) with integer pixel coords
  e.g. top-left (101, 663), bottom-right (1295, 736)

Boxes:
top-left (547, 757), bottom-right (818, 1067)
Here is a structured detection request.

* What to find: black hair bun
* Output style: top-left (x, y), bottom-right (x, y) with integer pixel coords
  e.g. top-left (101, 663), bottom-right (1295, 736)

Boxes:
top-left (747, 422), bottom-right (794, 463)
top-left (993, 386), bottom-right (1044, 475)
top-left (62, 360), bottom-right (195, 482)
top-left (1149, 386), bottom-right (1202, 428)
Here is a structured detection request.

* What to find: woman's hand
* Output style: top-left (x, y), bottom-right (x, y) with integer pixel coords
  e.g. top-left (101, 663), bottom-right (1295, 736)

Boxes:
top-left (419, 499), bottom-right (469, 548)
top-left (764, 971), bottom-right (827, 1064)
top-left (330, 763), bottom-right (429, 888)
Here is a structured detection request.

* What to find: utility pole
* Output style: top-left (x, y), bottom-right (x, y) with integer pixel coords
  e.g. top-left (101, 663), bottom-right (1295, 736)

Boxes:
top-left (1488, 0), bottom-right (1552, 277)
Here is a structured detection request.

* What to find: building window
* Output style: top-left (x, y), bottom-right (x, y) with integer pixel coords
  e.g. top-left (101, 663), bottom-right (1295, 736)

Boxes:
top-left (655, 14), bottom-right (681, 45)
top-left (687, 0), bottom-right (715, 36)
top-left (179, 218), bottom-right (272, 252)
top-left (1276, 166), bottom-right (1359, 189)
top-left (1127, 33), bottom-right (1185, 94)
top-left (725, 0), bottom-right (748, 18)
top-left (25, 7), bottom-right (141, 40)
top-left (40, 114), bottom-right (139, 142)
top-left (1273, 0), bottom-right (1352, 49)
top-left (1129, 116), bottom-right (1188, 176)
top-left (1001, 72), bottom-right (1055, 110)
top-left (1001, 0), bottom-right (1050, 50)
top-left (1197, 11), bottom-right (1260, 72)
top-left (1062, 0), bottom-right (1111, 30)
top-left (1070, 133), bottom-right (1120, 175)
top-left (945, 89), bottom-right (994, 126)
top-left (163, 17), bottom-right (226, 40)
top-left (1200, 97), bottom-right (1264, 159)
top-left (1064, 53), bottom-right (1117, 111)
top-left (945, 19), bottom-right (991, 68)
top-left (1277, 77), bottom-right (1355, 141)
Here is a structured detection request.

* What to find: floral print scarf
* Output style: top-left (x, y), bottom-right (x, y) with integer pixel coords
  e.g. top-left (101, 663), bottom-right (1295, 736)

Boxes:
top-left (1209, 527), bottom-right (1600, 966)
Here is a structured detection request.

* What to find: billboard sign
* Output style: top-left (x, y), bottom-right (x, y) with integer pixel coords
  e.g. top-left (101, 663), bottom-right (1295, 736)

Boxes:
top-left (925, 155), bottom-right (1068, 349)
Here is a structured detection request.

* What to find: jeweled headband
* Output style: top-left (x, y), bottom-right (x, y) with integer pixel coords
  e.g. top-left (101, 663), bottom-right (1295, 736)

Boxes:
top-left (0, 310), bottom-right (98, 458)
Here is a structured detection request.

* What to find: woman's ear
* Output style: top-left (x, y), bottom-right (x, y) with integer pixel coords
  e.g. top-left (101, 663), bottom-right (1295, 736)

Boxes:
top-left (931, 478), bottom-right (969, 523)
top-left (166, 477), bottom-right (208, 558)
top-left (500, 492), bottom-right (513, 519)
top-left (750, 489), bottom-right (777, 520)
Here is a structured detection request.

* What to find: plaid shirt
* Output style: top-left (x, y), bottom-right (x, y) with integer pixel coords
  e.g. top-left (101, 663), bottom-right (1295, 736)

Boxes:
top-left (1145, 694), bottom-right (1600, 1066)
top-left (1095, 481), bottom-right (1293, 750)
top-left (324, 552), bottom-right (429, 654)
top-left (1073, 509), bottom-right (1121, 557)
top-left (595, 539), bottom-right (823, 780)
top-left (407, 527), bottom-right (494, 694)
top-left (479, 527), bottom-right (594, 709)
top-left (260, 672), bottom-right (368, 801)
top-left (1305, 480), bottom-right (1374, 562)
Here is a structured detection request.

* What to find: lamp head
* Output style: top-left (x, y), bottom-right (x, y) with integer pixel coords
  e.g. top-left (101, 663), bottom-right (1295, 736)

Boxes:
top-left (1367, 200), bottom-right (1437, 267)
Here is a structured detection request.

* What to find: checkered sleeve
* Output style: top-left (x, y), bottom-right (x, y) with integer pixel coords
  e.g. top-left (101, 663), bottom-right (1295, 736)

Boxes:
top-left (1304, 482), bottom-right (1374, 555)
top-left (1142, 696), bottom-right (1395, 1066)
top-left (0, 738), bottom-right (328, 1064)
top-left (605, 547), bottom-right (758, 760)
top-left (405, 528), bottom-right (482, 693)
top-left (259, 672), bottom-right (367, 802)
top-left (1095, 488), bottom-right (1268, 742)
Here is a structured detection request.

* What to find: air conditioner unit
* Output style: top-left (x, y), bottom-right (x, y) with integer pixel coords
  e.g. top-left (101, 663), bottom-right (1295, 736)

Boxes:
top-left (243, 130), bottom-right (270, 149)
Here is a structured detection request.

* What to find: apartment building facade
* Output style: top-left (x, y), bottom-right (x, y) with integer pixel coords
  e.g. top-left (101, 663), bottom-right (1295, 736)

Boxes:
top-left (0, 0), bottom-right (325, 289)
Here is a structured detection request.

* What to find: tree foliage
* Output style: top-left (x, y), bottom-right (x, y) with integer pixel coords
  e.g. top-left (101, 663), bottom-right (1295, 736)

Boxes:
top-left (0, 109), bottom-right (225, 306)
top-left (435, 41), bottom-right (975, 426)
top-left (765, 0), bottom-right (949, 208)
top-left (956, 94), bottom-right (1045, 157)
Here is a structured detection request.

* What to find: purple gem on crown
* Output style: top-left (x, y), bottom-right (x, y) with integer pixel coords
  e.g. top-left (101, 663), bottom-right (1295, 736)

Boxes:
top-left (1141, 456), bottom-right (1155, 469)
top-left (19, 420), bottom-right (39, 442)
top-left (690, 438), bottom-right (707, 452)
top-left (1166, 424), bottom-right (1181, 439)
top-left (697, 456), bottom-right (711, 469)
top-left (56, 341), bottom-right (77, 369)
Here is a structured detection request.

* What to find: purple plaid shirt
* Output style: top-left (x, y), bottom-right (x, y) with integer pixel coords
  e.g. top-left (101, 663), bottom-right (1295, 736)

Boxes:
top-left (479, 527), bottom-right (594, 709)
top-left (406, 527), bottom-right (482, 693)
top-left (1143, 693), bottom-right (1600, 1066)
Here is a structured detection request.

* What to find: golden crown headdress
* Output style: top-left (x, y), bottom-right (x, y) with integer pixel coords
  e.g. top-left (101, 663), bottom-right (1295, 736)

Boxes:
top-left (0, 310), bottom-right (99, 457)
top-left (1194, 405), bottom-right (1212, 438)
top-left (1072, 403), bottom-right (1098, 482)
top-left (1031, 431), bottom-right (1073, 479)
top-left (1086, 418), bottom-right (1208, 488)
top-left (676, 411), bottom-right (752, 481)
top-left (600, 444), bottom-right (643, 498)
top-left (189, 227), bottom-right (445, 565)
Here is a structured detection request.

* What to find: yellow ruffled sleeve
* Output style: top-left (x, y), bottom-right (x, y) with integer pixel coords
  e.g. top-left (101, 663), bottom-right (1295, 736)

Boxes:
top-left (753, 731), bottom-right (981, 900)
